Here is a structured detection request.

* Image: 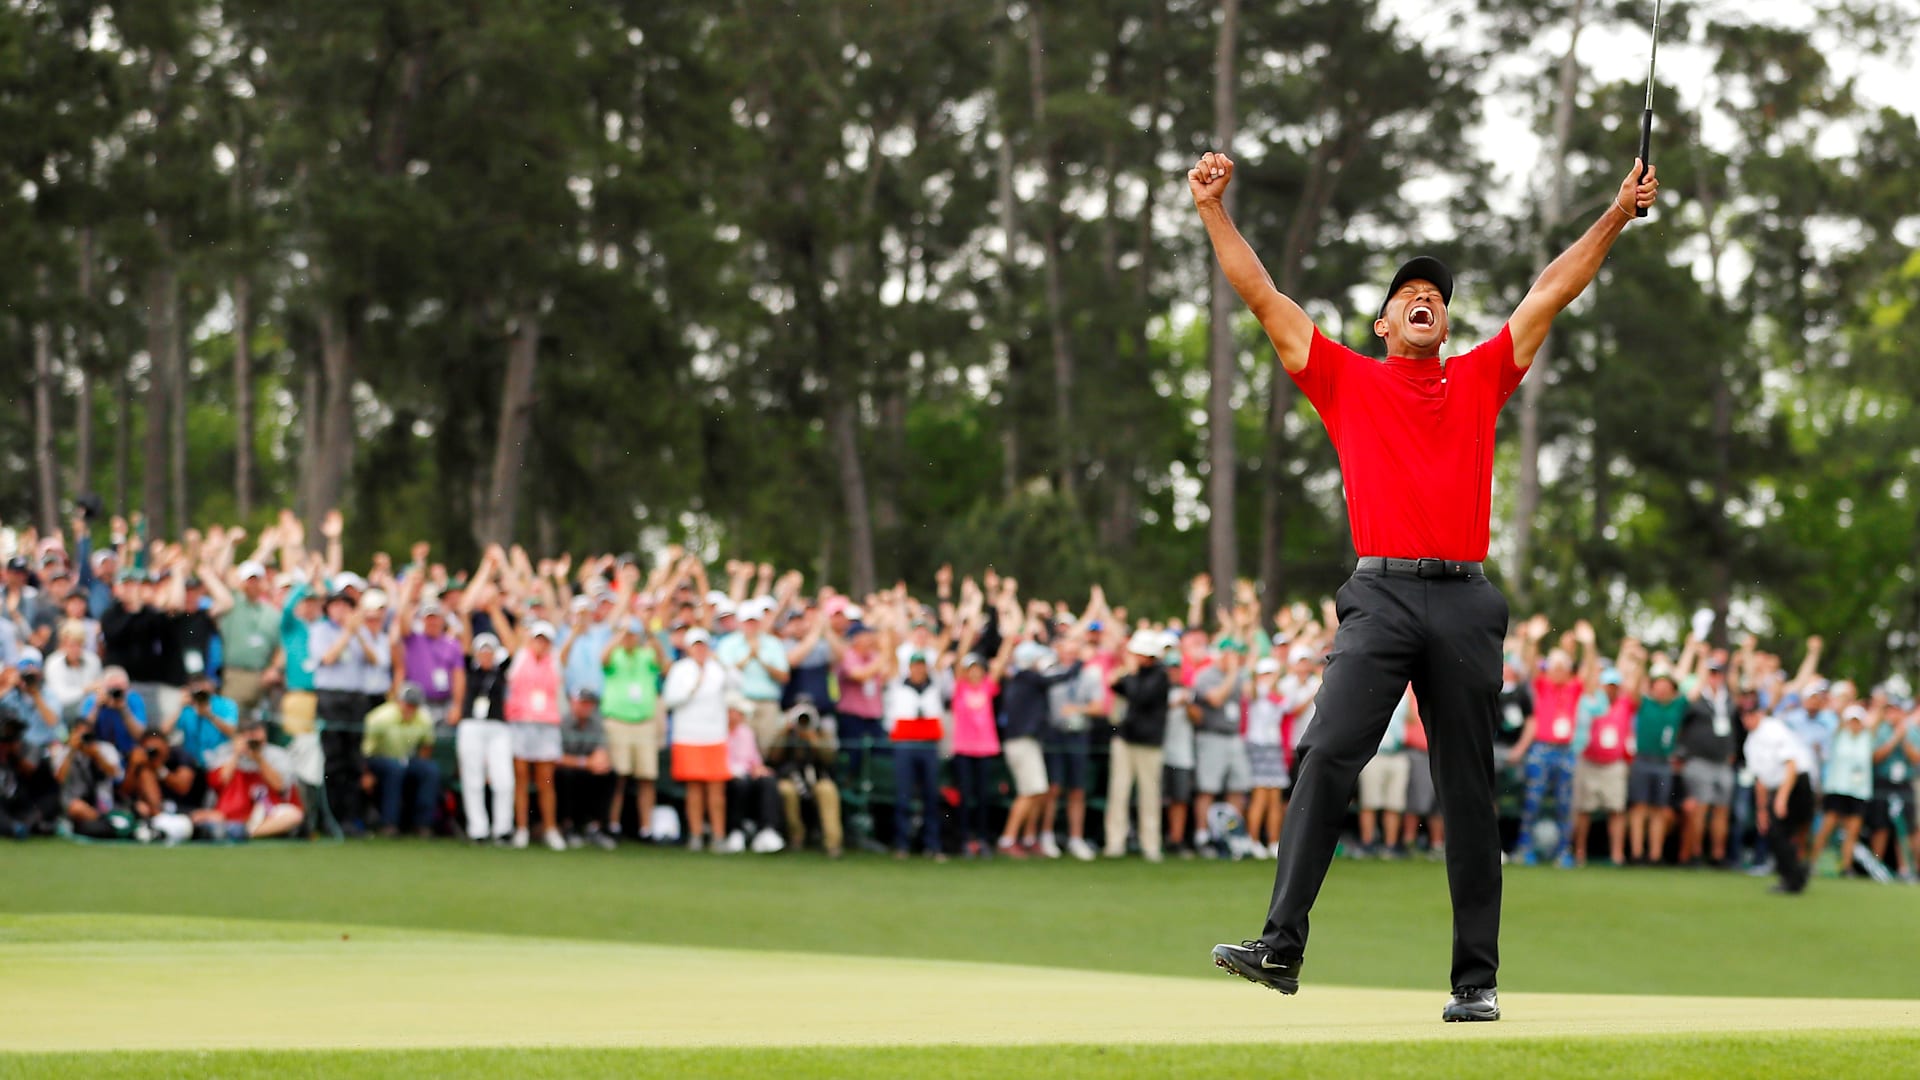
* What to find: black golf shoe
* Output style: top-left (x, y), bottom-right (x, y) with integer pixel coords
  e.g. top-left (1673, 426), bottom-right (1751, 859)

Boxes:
top-left (1210, 940), bottom-right (1302, 995)
top-left (1442, 986), bottom-right (1500, 1022)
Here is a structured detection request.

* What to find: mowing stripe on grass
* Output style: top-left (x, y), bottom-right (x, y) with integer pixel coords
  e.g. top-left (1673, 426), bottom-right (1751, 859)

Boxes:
top-left (2, 918), bottom-right (1914, 1053)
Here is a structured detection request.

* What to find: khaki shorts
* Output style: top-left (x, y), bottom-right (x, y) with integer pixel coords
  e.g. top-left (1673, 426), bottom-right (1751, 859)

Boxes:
top-left (279, 691), bottom-right (318, 736)
top-left (1003, 737), bottom-right (1049, 797)
top-left (1574, 759), bottom-right (1629, 814)
top-left (605, 718), bottom-right (662, 780)
top-left (749, 700), bottom-right (784, 753)
top-left (224, 669), bottom-right (267, 713)
top-left (1359, 751), bottom-right (1410, 812)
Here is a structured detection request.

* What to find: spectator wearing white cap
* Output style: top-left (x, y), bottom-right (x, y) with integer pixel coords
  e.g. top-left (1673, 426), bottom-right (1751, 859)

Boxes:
top-left (453, 631), bottom-right (514, 843)
top-left (661, 628), bottom-right (732, 851)
top-left (218, 561), bottom-right (281, 716)
top-left (1243, 656), bottom-right (1290, 858)
top-left (601, 616), bottom-right (669, 841)
top-left (1105, 630), bottom-right (1172, 862)
top-left (1277, 644), bottom-right (1323, 776)
top-left (505, 620), bottom-right (566, 851)
top-left (717, 598), bottom-right (791, 753)
top-left (1808, 703), bottom-right (1875, 876)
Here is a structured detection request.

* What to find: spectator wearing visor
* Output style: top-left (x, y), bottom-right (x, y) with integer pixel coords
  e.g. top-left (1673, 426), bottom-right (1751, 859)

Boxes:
top-left (505, 620), bottom-right (566, 852)
top-left (1808, 703), bottom-right (1875, 877)
top-left (3, 650), bottom-right (64, 758)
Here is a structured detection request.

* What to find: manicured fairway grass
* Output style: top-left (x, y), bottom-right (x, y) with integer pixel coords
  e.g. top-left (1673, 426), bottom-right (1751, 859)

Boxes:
top-left (9, 1033), bottom-right (1920, 1079)
top-left (0, 840), bottom-right (1910, 998)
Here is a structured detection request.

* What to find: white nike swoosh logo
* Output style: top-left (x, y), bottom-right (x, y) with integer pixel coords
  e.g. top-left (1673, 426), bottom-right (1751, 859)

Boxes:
top-left (1260, 957), bottom-right (1291, 970)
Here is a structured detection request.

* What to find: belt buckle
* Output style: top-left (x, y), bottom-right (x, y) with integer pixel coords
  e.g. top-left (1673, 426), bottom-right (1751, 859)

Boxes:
top-left (1416, 558), bottom-right (1445, 579)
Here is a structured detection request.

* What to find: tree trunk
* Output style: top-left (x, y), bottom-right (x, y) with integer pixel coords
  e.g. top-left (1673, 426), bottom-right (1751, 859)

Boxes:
top-left (296, 360), bottom-right (321, 523)
top-left (478, 309), bottom-right (541, 548)
top-left (114, 358), bottom-right (131, 517)
top-left (1707, 362), bottom-right (1733, 647)
top-left (993, 23), bottom-right (1021, 497)
top-left (307, 303), bottom-right (358, 533)
top-left (170, 300), bottom-right (189, 534)
top-left (1206, 0), bottom-right (1241, 599)
top-left (828, 397), bottom-right (876, 598)
top-left (1257, 127), bottom-right (1341, 616)
top-left (142, 262), bottom-right (176, 537)
top-left (76, 227), bottom-right (96, 499)
top-left (233, 276), bottom-right (255, 524)
top-left (1510, 0), bottom-right (1586, 605)
top-left (32, 281), bottom-right (59, 533)
top-left (1026, 4), bottom-right (1076, 497)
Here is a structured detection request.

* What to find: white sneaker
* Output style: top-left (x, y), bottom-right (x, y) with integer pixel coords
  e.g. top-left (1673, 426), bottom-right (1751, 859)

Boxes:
top-left (511, 829), bottom-right (530, 850)
top-left (1039, 833), bottom-right (1062, 859)
top-left (1067, 838), bottom-right (1096, 862)
top-left (543, 829), bottom-right (567, 852)
top-left (718, 830), bottom-right (746, 854)
top-left (750, 828), bottom-right (786, 854)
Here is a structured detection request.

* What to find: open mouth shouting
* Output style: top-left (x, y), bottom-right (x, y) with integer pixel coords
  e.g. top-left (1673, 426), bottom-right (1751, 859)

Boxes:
top-left (1408, 304), bottom-right (1436, 330)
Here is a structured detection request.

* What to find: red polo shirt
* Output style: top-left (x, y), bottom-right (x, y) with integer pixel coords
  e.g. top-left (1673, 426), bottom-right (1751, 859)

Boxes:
top-left (1290, 325), bottom-right (1525, 561)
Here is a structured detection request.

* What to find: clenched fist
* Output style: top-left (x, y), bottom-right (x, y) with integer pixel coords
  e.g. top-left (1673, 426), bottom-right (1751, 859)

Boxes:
top-left (1616, 159), bottom-right (1659, 217)
top-left (1188, 151), bottom-right (1234, 206)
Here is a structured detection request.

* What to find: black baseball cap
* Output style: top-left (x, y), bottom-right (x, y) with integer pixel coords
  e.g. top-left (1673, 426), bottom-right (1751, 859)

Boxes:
top-left (1378, 256), bottom-right (1454, 320)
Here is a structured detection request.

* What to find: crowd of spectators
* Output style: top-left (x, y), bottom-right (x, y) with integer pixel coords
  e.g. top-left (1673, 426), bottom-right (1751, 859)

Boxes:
top-left (1, 509), bottom-right (1915, 890)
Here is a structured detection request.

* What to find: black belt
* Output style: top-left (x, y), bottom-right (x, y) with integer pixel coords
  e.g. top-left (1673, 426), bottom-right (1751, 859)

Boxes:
top-left (1356, 556), bottom-right (1484, 579)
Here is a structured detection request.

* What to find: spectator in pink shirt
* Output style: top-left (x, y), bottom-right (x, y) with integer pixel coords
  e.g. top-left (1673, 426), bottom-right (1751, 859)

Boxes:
top-left (724, 693), bottom-right (785, 854)
top-left (835, 621), bottom-right (887, 784)
top-left (1510, 621), bottom-right (1598, 865)
top-left (949, 642), bottom-right (1011, 858)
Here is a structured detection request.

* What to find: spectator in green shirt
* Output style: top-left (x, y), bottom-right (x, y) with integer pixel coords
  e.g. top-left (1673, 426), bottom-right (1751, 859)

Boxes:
top-left (218, 562), bottom-right (282, 716)
top-left (601, 617), bottom-right (667, 840)
top-left (362, 683), bottom-right (441, 836)
top-left (1627, 668), bottom-right (1688, 864)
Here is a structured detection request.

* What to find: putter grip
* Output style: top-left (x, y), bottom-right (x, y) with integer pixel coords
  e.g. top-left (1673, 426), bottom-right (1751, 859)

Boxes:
top-left (1635, 108), bottom-right (1653, 218)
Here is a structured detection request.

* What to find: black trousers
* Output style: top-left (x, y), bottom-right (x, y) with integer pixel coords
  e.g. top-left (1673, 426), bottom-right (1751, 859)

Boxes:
top-left (556, 767), bottom-right (614, 831)
top-left (1260, 569), bottom-right (1507, 990)
top-left (1769, 775), bottom-right (1815, 892)
top-left (726, 776), bottom-right (782, 833)
top-left (318, 690), bottom-right (368, 826)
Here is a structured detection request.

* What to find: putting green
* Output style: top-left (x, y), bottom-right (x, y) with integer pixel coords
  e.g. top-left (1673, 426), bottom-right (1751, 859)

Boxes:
top-left (3, 915), bottom-right (1914, 1052)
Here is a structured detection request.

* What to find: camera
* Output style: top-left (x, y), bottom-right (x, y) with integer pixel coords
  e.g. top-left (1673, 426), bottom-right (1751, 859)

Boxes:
top-left (192, 689), bottom-right (212, 706)
top-left (75, 493), bottom-right (105, 522)
top-left (21, 671), bottom-right (40, 689)
top-left (0, 717), bottom-right (26, 744)
top-left (107, 687), bottom-right (125, 702)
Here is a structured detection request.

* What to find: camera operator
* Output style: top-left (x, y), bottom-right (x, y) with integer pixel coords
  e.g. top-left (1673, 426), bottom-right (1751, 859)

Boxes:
top-left (0, 716), bottom-right (59, 837)
top-left (196, 717), bottom-right (303, 839)
top-left (767, 698), bottom-right (843, 858)
top-left (130, 725), bottom-right (206, 818)
top-left (165, 674), bottom-right (239, 771)
top-left (1, 652), bottom-right (63, 758)
top-left (78, 666), bottom-right (149, 763)
top-left (49, 713), bottom-right (123, 836)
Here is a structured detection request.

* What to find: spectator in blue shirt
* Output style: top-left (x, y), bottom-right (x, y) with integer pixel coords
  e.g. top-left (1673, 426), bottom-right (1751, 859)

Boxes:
top-left (717, 600), bottom-right (791, 753)
top-left (78, 666), bottom-right (150, 762)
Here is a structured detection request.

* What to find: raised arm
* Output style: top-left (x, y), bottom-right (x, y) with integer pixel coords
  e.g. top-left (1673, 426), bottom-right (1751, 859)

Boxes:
top-left (1509, 160), bottom-right (1660, 370)
top-left (1189, 152), bottom-right (1315, 374)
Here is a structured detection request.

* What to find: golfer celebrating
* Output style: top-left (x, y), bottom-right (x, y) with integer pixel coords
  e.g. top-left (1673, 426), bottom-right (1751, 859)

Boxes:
top-left (1197, 152), bottom-right (1659, 1022)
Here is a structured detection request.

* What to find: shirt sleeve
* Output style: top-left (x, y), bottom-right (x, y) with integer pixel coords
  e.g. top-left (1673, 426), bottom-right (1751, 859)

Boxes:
top-left (1464, 324), bottom-right (1524, 408)
top-left (1288, 329), bottom-right (1350, 418)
